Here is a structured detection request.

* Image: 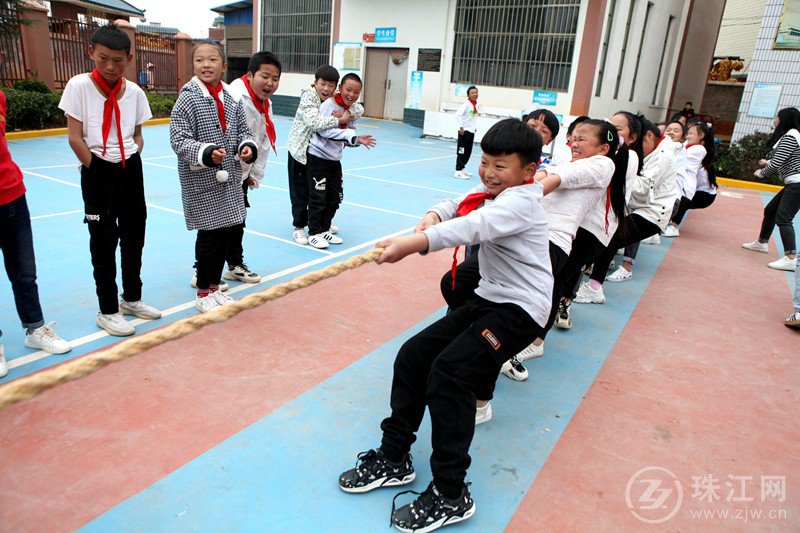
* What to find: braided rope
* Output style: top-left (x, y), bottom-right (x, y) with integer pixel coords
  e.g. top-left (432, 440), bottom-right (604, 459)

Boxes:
top-left (0, 248), bottom-right (384, 410)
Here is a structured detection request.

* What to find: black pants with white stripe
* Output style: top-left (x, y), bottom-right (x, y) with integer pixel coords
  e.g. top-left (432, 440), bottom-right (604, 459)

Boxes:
top-left (306, 154), bottom-right (343, 236)
top-left (455, 130), bottom-right (474, 171)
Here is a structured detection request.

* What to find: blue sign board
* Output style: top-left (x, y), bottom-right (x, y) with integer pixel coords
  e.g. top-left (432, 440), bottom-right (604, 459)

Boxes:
top-left (455, 84), bottom-right (472, 97)
top-left (408, 71), bottom-right (423, 109)
top-left (748, 83), bottom-right (782, 118)
top-left (375, 27), bottom-right (397, 43)
top-left (532, 90), bottom-right (558, 106)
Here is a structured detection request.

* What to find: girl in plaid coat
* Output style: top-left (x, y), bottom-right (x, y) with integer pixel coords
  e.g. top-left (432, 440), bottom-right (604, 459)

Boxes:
top-left (170, 42), bottom-right (257, 313)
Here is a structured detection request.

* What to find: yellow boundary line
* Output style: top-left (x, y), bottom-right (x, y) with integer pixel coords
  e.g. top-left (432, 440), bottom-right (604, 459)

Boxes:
top-left (6, 117), bottom-right (171, 140)
top-left (717, 177), bottom-right (783, 193)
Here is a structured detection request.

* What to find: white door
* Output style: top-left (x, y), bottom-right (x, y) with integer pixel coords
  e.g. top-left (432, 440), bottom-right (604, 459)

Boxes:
top-left (383, 51), bottom-right (409, 120)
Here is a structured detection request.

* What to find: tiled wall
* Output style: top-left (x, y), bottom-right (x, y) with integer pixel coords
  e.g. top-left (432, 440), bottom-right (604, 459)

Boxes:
top-left (732, 0), bottom-right (800, 142)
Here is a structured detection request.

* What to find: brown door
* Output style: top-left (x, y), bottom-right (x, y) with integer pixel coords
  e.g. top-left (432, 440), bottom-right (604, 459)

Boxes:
top-left (364, 48), bottom-right (390, 118)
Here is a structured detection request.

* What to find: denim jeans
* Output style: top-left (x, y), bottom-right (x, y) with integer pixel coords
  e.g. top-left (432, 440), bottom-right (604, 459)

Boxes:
top-left (0, 194), bottom-right (45, 334)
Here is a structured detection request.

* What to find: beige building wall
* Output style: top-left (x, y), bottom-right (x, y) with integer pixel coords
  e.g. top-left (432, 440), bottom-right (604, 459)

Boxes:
top-left (714, 0), bottom-right (767, 72)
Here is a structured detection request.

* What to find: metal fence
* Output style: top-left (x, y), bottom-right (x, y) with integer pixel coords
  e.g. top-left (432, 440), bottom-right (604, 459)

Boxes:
top-left (135, 31), bottom-right (177, 92)
top-left (0, 5), bottom-right (27, 86)
top-left (49, 17), bottom-right (97, 89)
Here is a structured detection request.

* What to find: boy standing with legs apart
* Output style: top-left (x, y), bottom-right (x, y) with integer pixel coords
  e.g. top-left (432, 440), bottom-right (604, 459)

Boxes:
top-left (59, 24), bottom-right (161, 337)
top-left (453, 86), bottom-right (479, 180)
top-left (224, 51), bottom-right (283, 283)
top-left (339, 119), bottom-right (552, 532)
top-left (287, 65), bottom-right (360, 245)
top-left (306, 73), bottom-right (375, 249)
top-left (170, 42), bottom-right (257, 313)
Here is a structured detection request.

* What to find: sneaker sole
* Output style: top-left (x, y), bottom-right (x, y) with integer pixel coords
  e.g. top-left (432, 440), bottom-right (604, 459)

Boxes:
top-left (555, 319), bottom-right (572, 330)
top-left (475, 414), bottom-right (492, 425)
top-left (394, 502), bottom-right (476, 533)
top-left (339, 472), bottom-right (416, 494)
top-left (605, 276), bottom-right (631, 283)
top-left (120, 308), bottom-right (162, 320)
top-left (785, 321), bottom-right (800, 329)
top-left (742, 246), bottom-right (768, 253)
top-left (96, 321), bottom-right (135, 337)
top-left (223, 272), bottom-right (262, 283)
top-left (502, 369), bottom-right (528, 381)
top-left (768, 264), bottom-right (796, 272)
top-left (23, 339), bottom-right (72, 355)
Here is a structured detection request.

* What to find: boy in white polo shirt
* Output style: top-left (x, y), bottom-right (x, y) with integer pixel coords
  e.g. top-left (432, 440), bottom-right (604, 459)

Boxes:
top-left (453, 86), bottom-right (479, 180)
top-left (59, 24), bottom-right (161, 337)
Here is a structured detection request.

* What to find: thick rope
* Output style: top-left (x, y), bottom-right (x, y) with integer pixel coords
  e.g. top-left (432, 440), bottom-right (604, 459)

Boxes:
top-left (0, 248), bottom-right (384, 410)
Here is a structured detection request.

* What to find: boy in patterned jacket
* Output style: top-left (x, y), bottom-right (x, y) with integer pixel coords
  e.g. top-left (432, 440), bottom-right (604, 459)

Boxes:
top-left (170, 42), bottom-right (257, 313)
top-left (286, 65), bottom-right (362, 245)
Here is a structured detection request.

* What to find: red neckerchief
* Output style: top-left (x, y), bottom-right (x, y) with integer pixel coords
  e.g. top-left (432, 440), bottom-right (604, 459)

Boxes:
top-left (655, 134), bottom-right (667, 149)
top-left (605, 187), bottom-right (611, 235)
top-left (202, 80), bottom-right (226, 133)
top-left (566, 141), bottom-right (572, 147)
top-left (685, 142), bottom-right (701, 149)
top-left (449, 179), bottom-right (534, 289)
top-left (91, 69), bottom-right (126, 167)
top-left (468, 98), bottom-right (478, 115)
top-left (334, 93), bottom-right (350, 129)
top-left (241, 75), bottom-right (276, 154)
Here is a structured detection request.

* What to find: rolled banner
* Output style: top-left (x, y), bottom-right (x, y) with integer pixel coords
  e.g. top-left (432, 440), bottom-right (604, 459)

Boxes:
top-left (216, 169), bottom-right (229, 183)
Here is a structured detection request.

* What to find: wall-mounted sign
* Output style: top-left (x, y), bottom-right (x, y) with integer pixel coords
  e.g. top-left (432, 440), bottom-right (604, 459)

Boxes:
top-left (362, 33), bottom-right (375, 43)
top-left (333, 42), bottom-right (362, 72)
top-left (775, 0), bottom-right (800, 49)
top-left (375, 27), bottom-right (397, 43)
top-left (748, 83), bottom-right (782, 118)
top-left (408, 71), bottom-right (423, 109)
top-left (455, 84), bottom-right (472, 97)
top-left (417, 48), bottom-right (442, 72)
top-left (532, 90), bottom-right (558, 107)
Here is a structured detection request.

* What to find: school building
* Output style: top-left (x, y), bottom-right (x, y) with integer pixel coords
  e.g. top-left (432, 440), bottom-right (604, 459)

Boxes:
top-left (248, 0), bottom-right (725, 143)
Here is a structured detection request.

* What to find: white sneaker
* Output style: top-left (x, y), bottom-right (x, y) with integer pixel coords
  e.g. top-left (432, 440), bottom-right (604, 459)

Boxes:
top-left (574, 282), bottom-right (605, 304)
top-left (211, 290), bottom-right (234, 306)
top-left (742, 241), bottom-right (768, 253)
top-left (517, 341), bottom-right (544, 361)
top-left (501, 356), bottom-right (529, 381)
top-left (663, 225), bottom-right (679, 238)
top-left (293, 227), bottom-right (309, 245)
top-left (323, 231), bottom-right (343, 245)
top-left (606, 266), bottom-right (632, 282)
top-left (24, 322), bottom-right (72, 354)
top-left (767, 255), bottom-right (797, 271)
top-left (453, 171), bottom-right (469, 180)
top-left (641, 234), bottom-right (661, 245)
top-left (786, 311), bottom-right (800, 329)
top-left (195, 294), bottom-right (221, 313)
top-left (475, 402), bottom-right (492, 425)
top-left (463, 170), bottom-right (473, 177)
top-left (329, 224), bottom-right (339, 234)
top-left (120, 299), bottom-right (162, 320)
top-left (96, 312), bottom-right (135, 336)
top-left (308, 233), bottom-right (330, 249)
top-left (0, 344), bottom-right (8, 378)
top-left (190, 270), bottom-right (229, 291)
top-left (223, 264), bottom-right (261, 283)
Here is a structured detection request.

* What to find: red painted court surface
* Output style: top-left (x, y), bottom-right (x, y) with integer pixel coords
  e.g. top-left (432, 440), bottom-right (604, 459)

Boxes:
top-left (1, 122), bottom-right (798, 531)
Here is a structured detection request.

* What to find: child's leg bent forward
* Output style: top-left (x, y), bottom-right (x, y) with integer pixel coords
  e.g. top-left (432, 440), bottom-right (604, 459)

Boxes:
top-left (287, 155), bottom-right (310, 228)
top-left (321, 163), bottom-right (343, 233)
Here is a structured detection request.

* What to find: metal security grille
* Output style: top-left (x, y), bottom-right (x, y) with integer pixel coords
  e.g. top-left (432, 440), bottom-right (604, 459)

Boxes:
top-left (135, 31), bottom-right (177, 93)
top-left (50, 17), bottom-right (99, 89)
top-left (451, 0), bottom-right (581, 91)
top-left (260, 0), bottom-right (331, 74)
top-left (0, 5), bottom-right (27, 86)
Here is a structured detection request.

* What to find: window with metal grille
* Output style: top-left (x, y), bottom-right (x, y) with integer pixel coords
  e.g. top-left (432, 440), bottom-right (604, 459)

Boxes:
top-left (260, 0), bottom-right (331, 74)
top-left (451, 0), bottom-right (582, 91)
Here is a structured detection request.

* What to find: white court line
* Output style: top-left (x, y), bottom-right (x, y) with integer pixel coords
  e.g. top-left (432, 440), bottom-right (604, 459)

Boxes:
top-left (31, 209), bottom-right (83, 220)
top-left (21, 154), bottom-right (176, 171)
top-left (23, 166), bottom-right (330, 254)
top-left (380, 140), bottom-right (453, 153)
top-left (257, 184), bottom-right (421, 219)
top-left (344, 172), bottom-right (460, 195)
top-left (347, 155), bottom-right (452, 172)
top-left (7, 225), bottom-right (413, 370)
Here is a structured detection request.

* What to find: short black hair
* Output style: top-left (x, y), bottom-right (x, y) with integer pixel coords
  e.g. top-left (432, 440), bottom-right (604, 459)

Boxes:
top-left (248, 51), bottom-right (282, 75)
top-left (685, 101), bottom-right (693, 105)
top-left (566, 115), bottom-right (590, 136)
top-left (481, 118), bottom-right (542, 167)
top-left (340, 73), bottom-right (362, 86)
top-left (91, 23), bottom-right (131, 54)
top-left (527, 109), bottom-right (560, 139)
top-left (315, 65), bottom-right (339, 83)
top-left (467, 85), bottom-right (478, 96)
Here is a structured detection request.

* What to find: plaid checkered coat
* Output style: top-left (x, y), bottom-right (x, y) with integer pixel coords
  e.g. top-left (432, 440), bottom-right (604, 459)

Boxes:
top-left (170, 77), bottom-right (255, 230)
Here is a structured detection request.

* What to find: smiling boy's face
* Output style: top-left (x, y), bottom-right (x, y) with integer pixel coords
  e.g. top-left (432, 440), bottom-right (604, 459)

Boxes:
top-left (247, 63), bottom-right (281, 101)
top-left (339, 79), bottom-right (362, 106)
top-left (478, 152), bottom-right (534, 196)
top-left (314, 78), bottom-right (337, 101)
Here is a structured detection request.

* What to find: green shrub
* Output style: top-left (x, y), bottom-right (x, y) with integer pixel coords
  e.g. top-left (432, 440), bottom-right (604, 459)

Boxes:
top-left (12, 79), bottom-right (50, 93)
top-left (146, 92), bottom-right (177, 118)
top-left (716, 132), bottom-right (779, 185)
top-left (4, 88), bottom-right (66, 130)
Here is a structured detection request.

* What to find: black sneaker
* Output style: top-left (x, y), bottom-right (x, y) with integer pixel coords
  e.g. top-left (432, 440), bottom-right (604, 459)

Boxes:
top-left (555, 298), bottom-right (572, 329)
top-left (391, 481), bottom-right (475, 533)
top-left (339, 449), bottom-right (416, 493)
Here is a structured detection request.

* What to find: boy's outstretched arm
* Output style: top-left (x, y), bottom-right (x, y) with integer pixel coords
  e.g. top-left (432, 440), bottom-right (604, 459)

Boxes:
top-left (375, 233), bottom-right (429, 264)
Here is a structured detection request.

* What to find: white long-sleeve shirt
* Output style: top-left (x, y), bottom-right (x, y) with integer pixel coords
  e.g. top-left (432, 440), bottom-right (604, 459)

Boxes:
top-left (580, 150), bottom-right (638, 247)
top-left (673, 143), bottom-right (695, 200)
top-left (228, 77), bottom-right (271, 185)
top-left (687, 144), bottom-right (715, 195)
top-left (540, 155), bottom-right (615, 255)
top-left (425, 183), bottom-right (553, 326)
top-left (455, 100), bottom-right (479, 133)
